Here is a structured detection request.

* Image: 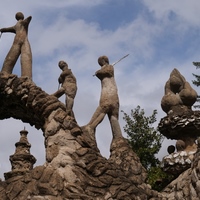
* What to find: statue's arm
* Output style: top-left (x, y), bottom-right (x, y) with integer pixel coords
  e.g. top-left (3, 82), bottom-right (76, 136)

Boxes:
top-left (0, 26), bottom-right (16, 33)
top-left (61, 69), bottom-right (71, 77)
top-left (95, 65), bottom-right (113, 79)
top-left (52, 87), bottom-right (65, 98)
top-left (24, 16), bottom-right (32, 24)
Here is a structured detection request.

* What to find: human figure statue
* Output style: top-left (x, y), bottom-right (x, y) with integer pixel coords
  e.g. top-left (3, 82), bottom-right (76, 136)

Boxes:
top-left (88, 55), bottom-right (122, 139)
top-left (52, 60), bottom-right (77, 118)
top-left (0, 12), bottom-right (32, 78)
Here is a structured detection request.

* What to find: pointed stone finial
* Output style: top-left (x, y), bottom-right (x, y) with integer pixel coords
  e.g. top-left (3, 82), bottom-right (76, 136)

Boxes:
top-left (4, 128), bottom-right (36, 180)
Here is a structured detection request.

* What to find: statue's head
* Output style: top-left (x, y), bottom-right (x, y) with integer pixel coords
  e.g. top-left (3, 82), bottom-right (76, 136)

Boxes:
top-left (98, 56), bottom-right (109, 66)
top-left (15, 12), bottom-right (24, 21)
top-left (58, 60), bottom-right (68, 70)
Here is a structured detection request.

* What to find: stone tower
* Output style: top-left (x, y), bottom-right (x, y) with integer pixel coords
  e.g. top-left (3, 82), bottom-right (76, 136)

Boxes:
top-left (4, 129), bottom-right (36, 180)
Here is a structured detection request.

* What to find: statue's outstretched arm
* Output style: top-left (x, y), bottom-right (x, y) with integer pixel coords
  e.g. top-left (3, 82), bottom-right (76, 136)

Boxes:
top-left (0, 26), bottom-right (16, 33)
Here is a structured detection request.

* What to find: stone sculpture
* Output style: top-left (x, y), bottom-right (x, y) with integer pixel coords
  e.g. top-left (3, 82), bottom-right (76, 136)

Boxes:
top-left (0, 12), bottom-right (32, 78)
top-left (52, 60), bottom-right (77, 118)
top-left (161, 68), bottom-right (197, 116)
top-left (159, 68), bottom-right (200, 177)
top-left (2, 12), bottom-right (200, 200)
top-left (88, 55), bottom-right (122, 139)
top-left (0, 71), bottom-right (156, 200)
top-left (4, 129), bottom-right (36, 180)
top-left (159, 68), bottom-right (198, 147)
top-left (1, 67), bottom-right (200, 200)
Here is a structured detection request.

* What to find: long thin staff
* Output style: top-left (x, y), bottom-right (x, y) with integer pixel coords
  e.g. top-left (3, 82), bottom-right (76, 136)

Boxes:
top-left (112, 54), bottom-right (129, 66)
top-left (93, 54), bottom-right (129, 76)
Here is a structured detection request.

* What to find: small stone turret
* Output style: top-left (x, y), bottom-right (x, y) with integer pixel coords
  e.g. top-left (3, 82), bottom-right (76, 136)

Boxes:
top-left (4, 129), bottom-right (36, 180)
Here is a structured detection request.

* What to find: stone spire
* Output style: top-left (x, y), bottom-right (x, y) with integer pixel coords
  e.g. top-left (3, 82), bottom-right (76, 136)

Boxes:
top-left (4, 128), bottom-right (36, 180)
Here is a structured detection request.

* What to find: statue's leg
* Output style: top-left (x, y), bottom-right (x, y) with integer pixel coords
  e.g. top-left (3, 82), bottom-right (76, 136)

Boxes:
top-left (88, 106), bottom-right (106, 129)
top-left (66, 96), bottom-right (75, 118)
top-left (21, 41), bottom-right (32, 78)
top-left (108, 106), bottom-right (122, 139)
top-left (109, 115), bottom-right (122, 139)
top-left (1, 44), bottom-right (20, 74)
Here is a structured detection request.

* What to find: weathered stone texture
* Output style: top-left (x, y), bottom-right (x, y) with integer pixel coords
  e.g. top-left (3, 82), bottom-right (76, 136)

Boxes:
top-left (161, 150), bottom-right (195, 175)
top-left (150, 141), bottom-right (200, 199)
top-left (0, 73), bottom-right (160, 199)
top-left (151, 68), bottom-right (200, 200)
top-left (2, 70), bottom-right (200, 199)
top-left (161, 68), bottom-right (197, 116)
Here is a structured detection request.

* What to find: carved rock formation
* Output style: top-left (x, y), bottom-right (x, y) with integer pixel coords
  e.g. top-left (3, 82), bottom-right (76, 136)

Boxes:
top-left (158, 138), bottom-right (200, 200)
top-left (160, 149), bottom-right (195, 175)
top-left (1, 68), bottom-right (200, 199)
top-left (161, 68), bottom-right (197, 116)
top-left (149, 69), bottom-right (200, 199)
top-left (151, 138), bottom-right (200, 199)
top-left (0, 73), bottom-right (159, 200)
top-left (159, 68), bottom-right (199, 178)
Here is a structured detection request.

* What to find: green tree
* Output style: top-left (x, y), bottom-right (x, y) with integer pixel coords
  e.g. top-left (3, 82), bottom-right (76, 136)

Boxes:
top-left (192, 62), bottom-right (200, 108)
top-left (122, 106), bottom-right (163, 169)
top-left (122, 106), bottom-right (171, 191)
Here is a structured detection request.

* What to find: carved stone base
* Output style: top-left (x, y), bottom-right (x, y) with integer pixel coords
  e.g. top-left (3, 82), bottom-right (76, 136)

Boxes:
top-left (161, 150), bottom-right (196, 176)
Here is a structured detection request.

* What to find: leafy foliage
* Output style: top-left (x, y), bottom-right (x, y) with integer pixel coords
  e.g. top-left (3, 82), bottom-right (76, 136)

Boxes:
top-left (192, 63), bottom-right (200, 108)
top-left (122, 106), bottom-right (171, 191)
top-left (122, 106), bottom-right (164, 170)
top-left (147, 167), bottom-right (174, 191)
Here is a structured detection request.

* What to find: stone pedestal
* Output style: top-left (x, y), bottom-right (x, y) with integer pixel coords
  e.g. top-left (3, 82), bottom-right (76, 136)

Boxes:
top-left (158, 112), bottom-right (200, 176)
top-left (161, 150), bottom-right (196, 175)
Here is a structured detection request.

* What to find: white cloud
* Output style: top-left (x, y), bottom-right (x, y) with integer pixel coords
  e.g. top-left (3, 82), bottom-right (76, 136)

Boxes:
top-left (143, 0), bottom-right (200, 26)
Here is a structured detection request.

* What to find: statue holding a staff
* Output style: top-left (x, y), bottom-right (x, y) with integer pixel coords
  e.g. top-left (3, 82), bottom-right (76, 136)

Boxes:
top-left (89, 55), bottom-right (128, 139)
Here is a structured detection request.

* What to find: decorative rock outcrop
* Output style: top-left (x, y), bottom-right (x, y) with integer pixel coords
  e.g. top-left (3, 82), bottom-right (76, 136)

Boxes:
top-left (150, 138), bottom-right (200, 199)
top-left (160, 149), bottom-right (195, 175)
top-left (1, 66), bottom-right (200, 200)
top-left (149, 69), bottom-right (200, 199)
top-left (1, 61), bottom-right (200, 200)
top-left (158, 68), bottom-right (199, 178)
top-left (0, 73), bottom-right (160, 199)
top-left (161, 68), bottom-right (197, 116)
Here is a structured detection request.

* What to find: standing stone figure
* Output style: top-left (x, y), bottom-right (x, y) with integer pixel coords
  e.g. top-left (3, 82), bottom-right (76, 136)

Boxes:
top-left (0, 12), bottom-right (32, 78)
top-left (88, 55), bottom-right (122, 139)
top-left (53, 60), bottom-right (77, 118)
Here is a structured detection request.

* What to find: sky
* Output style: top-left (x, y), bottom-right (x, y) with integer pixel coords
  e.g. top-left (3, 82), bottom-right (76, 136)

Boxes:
top-left (0, 0), bottom-right (200, 179)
